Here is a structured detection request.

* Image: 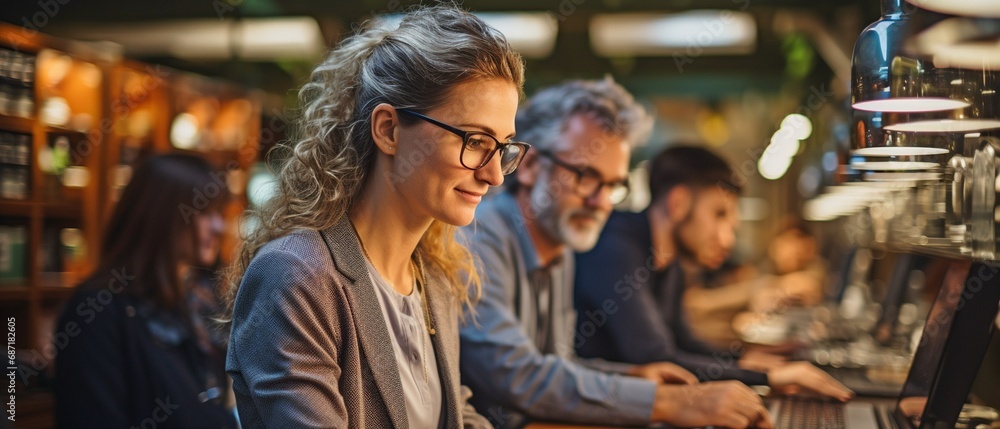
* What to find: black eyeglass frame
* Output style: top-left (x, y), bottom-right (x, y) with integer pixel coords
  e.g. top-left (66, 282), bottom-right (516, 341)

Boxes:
top-left (397, 108), bottom-right (530, 175)
top-left (536, 149), bottom-right (631, 204)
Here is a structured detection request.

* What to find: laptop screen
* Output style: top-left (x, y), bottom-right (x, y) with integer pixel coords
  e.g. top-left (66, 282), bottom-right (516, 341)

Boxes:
top-left (873, 253), bottom-right (930, 345)
top-left (895, 260), bottom-right (1000, 428)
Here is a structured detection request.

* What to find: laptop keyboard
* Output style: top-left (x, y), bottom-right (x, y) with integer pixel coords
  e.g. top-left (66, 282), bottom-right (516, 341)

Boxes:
top-left (777, 397), bottom-right (846, 429)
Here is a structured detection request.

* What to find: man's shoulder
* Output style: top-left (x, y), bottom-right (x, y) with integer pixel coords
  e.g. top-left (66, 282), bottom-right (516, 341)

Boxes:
top-left (588, 211), bottom-right (646, 254)
top-left (605, 210), bottom-right (646, 236)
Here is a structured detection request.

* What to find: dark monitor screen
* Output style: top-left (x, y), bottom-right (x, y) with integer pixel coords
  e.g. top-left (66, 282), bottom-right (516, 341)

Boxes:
top-left (895, 260), bottom-right (1000, 429)
top-left (874, 254), bottom-right (931, 345)
top-left (898, 260), bottom-right (969, 400)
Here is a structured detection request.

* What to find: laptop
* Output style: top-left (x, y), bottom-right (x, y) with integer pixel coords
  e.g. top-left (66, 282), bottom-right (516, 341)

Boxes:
top-left (770, 258), bottom-right (1000, 428)
top-left (806, 251), bottom-right (928, 397)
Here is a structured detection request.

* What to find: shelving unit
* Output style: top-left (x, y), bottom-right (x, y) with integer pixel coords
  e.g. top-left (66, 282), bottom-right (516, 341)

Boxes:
top-left (0, 25), bottom-right (111, 360)
top-left (0, 23), bottom-right (261, 428)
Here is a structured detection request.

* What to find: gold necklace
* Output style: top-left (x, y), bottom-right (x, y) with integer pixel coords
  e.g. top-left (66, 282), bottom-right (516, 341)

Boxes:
top-left (352, 224), bottom-right (436, 336)
top-left (411, 255), bottom-right (436, 336)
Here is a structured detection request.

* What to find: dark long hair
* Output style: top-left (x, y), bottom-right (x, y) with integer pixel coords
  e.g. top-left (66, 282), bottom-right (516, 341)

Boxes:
top-left (86, 153), bottom-right (229, 313)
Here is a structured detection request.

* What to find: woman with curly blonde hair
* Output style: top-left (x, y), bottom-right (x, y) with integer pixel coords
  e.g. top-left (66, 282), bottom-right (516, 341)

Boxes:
top-left (223, 5), bottom-right (527, 428)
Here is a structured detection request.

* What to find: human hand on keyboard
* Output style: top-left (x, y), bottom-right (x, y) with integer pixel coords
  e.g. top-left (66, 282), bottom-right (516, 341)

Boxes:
top-left (627, 361), bottom-right (699, 385)
top-left (767, 361), bottom-right (854, 402)
top-left (739, 348), bottom-right (787, 372)
top-left (651, 380), bottom-right (774, 428)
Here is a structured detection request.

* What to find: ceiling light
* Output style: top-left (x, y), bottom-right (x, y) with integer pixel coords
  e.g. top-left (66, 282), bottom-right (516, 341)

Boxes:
top-left (851, 98), bottom-right (970, 113)
top-left (932, 40), bottom-right (1000, 70)
top-left (852, 147), bottom-right (949, 156)
top-left (476, 13), bottom-right (558, 58)
top-left (378, 13), bottom-right (558, 58)
top-left (61, 17), bottom-right (325, 60)
top-left (884, 119), bottom-right (1000, 133)
top-left (905, 0), bottom-right (1000, 18)
top-left (864, 171), bottom-right (942, 182)
top-left (589, 11), bottom-right (756, 57)
top-left (850, 161), bottom-right (940, 171)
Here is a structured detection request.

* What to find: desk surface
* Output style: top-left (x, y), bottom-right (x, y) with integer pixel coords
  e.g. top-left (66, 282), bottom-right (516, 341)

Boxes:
top-left (521, 397), bottom-right (899, 429)
top-left (524, 425), bottom-right (634, 429)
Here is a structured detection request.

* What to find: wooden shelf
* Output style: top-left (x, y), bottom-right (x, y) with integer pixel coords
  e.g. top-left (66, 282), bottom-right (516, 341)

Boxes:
top-left (0, 286), bottom-right (32, 300)
top-left (41, 200), bottom-right (83, 219)
top-left (0, 285), bottom-right (74, 300)
top-left (44, 126), bottom-right (89, 136)
top-left (39, 272), bottom-right (79, 289)
top-left (0, 114), bottom-right (34, 133)
top-left (39, 285), bottom-right (76, 300)
top-left (0, 199), bottom-right (33, 217)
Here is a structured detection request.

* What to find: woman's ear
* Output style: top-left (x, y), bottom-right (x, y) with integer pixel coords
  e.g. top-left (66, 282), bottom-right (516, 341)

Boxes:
top-left (371, 103), bottom-right (399, 155)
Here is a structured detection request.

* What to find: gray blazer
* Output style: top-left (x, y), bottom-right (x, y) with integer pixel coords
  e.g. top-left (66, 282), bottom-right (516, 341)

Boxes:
top-left (226, 216), bottom-right (491, 428)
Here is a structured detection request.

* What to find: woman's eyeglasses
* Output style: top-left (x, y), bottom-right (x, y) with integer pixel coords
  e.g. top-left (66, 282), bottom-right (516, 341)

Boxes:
top-left (397, 109), bottom-right (530, 175)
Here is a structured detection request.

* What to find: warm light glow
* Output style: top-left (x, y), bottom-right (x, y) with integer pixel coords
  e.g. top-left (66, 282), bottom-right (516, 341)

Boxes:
top-left (247, 166), bottom-right (278, 207)
top-left (235, 18), bottom-right (327, 60)
top-left (769, 132), bottom-right (800, 159)
top-left (380, 13), bottom-right (558, 58)
top-left (933, 40), bottom-right (1000, 70)
top-left (852, 147), bottom-right (949, 156)
top-left (864, 171), bottom-right (941, 182)
top-left (804, 193), bottom-right (872, 221)
top-left (61, 166), bottom-right (90, 188)
top-left (758, 153), bottom-right (792, 180)
top-left (476, 13), bottom-right (559, 58)
top-left (803, 185), bottom-right (899, 221)
top-left (905, 0), bottom-right (1000, 18)
top-left (850, 161), bottom-right (939, 171)
top-left (781, 114), bottom-right (812, 140)
top-left (61, 18), bottom-right (325, 60)
top-left (37, 51), bottom-right (72, 88)
top-left (170, 113), bottom-right (200, 150)
top-left (40, 97), bottom-right (70, 127)
top-left (590, 11), bottom-right (757, 56)
top-left (60, 228), bottom-right (84, 248)
top-left (885, 119), bottom-right (1000, 133)
top-left (852, 98), bottom-right (970, 113)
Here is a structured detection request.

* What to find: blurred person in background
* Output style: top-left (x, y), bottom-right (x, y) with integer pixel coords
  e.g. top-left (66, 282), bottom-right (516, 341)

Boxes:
top-left (55, 153), bottom-right (236, 429)
top-left (574, 145), bottom-right (853, 401)
top-left (756, 218), bottom-right (827, 308)
top-left (460, 79), bottom-right (774, 429)
top-left (689, 217), bottom-right (827, 350)
top-left (222, 5), bottom-right (525, 428)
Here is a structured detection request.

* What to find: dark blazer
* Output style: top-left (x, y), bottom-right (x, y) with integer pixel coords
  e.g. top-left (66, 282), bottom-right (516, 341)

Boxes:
top-left (227, 216), bottom-right (491, 428)
top-left (55, 285), bottom-right (237, 429)
top-left (574, 210), bottom-right (769, 386)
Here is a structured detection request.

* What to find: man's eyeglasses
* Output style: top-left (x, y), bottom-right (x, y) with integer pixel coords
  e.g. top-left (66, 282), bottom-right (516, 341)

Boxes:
top-left (536, 150), bottom-right (630, 205)
top-left (397, 109), bottom-right (530, 175)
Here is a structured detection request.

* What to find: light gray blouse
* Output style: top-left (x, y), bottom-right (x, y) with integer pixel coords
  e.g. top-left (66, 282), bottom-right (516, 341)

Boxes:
top-left (364, 258), bottom-right (443, 429)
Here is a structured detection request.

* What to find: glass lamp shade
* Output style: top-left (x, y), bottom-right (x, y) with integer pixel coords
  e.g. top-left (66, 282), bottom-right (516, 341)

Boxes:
top-left (851, 0), bottom-right (912, 109)
top-left (850, 0), bottom-right (971, 153)
top-left (852, 0), bottom-right (912, 152)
